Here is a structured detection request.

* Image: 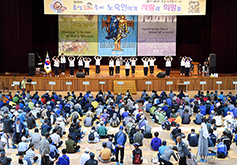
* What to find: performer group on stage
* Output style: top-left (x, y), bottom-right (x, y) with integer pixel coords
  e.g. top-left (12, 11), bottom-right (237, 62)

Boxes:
top-left (50, 53), bottom-right (209, 78)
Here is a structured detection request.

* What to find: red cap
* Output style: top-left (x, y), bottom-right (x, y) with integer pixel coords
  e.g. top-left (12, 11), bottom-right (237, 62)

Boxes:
top-left (119, 100), bottom-right (123, 103)
top-left (138, 109), bottom-right (142, 112)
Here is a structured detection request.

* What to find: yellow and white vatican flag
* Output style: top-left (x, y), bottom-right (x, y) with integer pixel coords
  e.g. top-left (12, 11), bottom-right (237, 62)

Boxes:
top-left (44, 51), bottom-right (52, 73)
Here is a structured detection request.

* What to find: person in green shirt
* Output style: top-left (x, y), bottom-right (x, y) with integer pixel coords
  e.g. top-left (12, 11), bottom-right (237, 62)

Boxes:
top-left (20, 77), bottom-right (26, 96)
top-left (12, 94), bottom-right (20, 103)
top-left (154, 109), bottom-right (166, 124)
top-left (97, 122), bottom-right (108, 139)
top-left (150, 105), bottom-right (157, 115)
top-left (65, 134), bottom-right (80, 153)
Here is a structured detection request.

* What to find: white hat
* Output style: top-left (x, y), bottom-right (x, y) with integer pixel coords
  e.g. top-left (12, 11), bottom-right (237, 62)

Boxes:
top-left (21, 136), bottom-right (26, 141)
top-left (56, 105), bottom-right (59, 107)
top-left (85, 148), bottom-right (90, 152)
top-left (46, 91), bottom-right (49, 93)
top-left (47, 102), bottom-right (50, 105)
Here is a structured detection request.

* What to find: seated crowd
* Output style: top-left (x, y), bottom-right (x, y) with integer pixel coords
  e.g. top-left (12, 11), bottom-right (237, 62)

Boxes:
top-left (0, 88), bottom-right (236, 165)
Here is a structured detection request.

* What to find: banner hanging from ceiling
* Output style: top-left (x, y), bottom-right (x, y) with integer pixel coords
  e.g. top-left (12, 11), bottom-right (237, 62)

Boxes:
top-left (138, 15), bottom-right (176, 56)
top-left (44, 0), bottom-right (206, 15)
top-left (98, 15), bottom-right (137, 56)
top-left (58, 15), bottom-right (98, 55)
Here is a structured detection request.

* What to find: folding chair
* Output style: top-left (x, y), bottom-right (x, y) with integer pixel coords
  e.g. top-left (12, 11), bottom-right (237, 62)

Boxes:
top-left (206, 151), bottom-right (218, 165)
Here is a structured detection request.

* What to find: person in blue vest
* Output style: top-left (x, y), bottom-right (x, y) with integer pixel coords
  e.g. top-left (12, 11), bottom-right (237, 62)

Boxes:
top-left (114, 126), bottom-right (127, 165)
top-left (187, 129), bottom-right (198, 147)
top-left (216, 139), bottom-right (228, 158)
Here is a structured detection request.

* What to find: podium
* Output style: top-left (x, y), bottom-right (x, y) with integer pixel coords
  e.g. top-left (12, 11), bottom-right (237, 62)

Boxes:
top-left (25, 83), bottom-right (33, 91)
top-left (192, 62), bottom-right (199, 76)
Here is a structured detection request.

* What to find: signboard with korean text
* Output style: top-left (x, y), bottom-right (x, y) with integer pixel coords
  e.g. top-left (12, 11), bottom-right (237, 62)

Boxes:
top-left (44, 0), bottom-right (206, 15)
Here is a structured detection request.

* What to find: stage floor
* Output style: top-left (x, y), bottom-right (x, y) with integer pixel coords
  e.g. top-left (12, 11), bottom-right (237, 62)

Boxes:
top-left (3, 65), bottom-right (237, 79)
top-left (1, 65), bottom-right (237, 92)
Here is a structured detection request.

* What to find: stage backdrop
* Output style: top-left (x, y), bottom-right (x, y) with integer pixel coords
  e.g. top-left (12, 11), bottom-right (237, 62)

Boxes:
top-left (138, 15), bottom-right (176, 56)
top-left (98, 15), bottom-right (137, 56)
top-left (44, 0), bottom-right (206, 16)
top-left (58, 15), bottom-right (98, 55)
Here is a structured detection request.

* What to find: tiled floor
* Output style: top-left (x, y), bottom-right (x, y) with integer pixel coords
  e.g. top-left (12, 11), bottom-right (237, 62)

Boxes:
top-left (3, 91), bottom-right (237, 165)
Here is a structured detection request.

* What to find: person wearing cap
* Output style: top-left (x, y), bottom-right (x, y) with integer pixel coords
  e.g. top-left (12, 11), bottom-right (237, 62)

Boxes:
top-left (132, 142), bottom-right (143, 164)
top-left (22, 103), bottom-right (31, 113)
top-left (83, 113), bottom-right (93, 127)
top-left (110, 113), bottom-right (120, 127)
top-left (98, 142), bottom-right (112, 162)
top-left (80, 148), bottom-right (90, 165)
top-left (133, 128), bottom-right (143, 147)
top-left (142, 120), bottom-right (152, 138)
top-left (13, 117), bottom-right (26, 145)
top-left (176, 136), bottom-right (190, 165)
top-left (114, 126), bottom-right (127, 165)
top-left (97, 122), bottom-right (108, 138)
top-left (84, 152), bottom-right (98, 165)
top-left (20, 77), bottom-right (26, 96)
top-left (18, 136), bottom-right (28, 155)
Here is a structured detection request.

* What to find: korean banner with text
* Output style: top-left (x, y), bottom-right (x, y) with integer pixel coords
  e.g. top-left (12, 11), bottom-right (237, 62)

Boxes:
top-left (44, 0), bottom-right (206, 15)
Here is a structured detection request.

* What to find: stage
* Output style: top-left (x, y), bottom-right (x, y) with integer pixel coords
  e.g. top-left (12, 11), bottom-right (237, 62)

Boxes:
top-left (1, 65), bottom-right (237, 93)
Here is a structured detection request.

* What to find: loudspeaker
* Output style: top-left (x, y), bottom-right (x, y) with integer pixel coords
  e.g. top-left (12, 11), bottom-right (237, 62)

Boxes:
top-left (156, 72), bottom-right (165, 78)
top-left (209, 67), bottom-right (216, 74)
top-left (28, 53), bottom-right (35, 76)
top-left (29, 67), bottom-right (35, 76)
top-left (76, 72), bottom-right (85, 78)
top-left (28, 53), bottom-right (35, 67)
top-left (209, 54), bottom-right (216, 67)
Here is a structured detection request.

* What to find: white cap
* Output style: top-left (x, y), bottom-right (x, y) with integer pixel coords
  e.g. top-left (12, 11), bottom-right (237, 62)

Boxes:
top-left (85, 148), bottom-right (90, 152)
top-left (21, 136), bottom-right (26, 141)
